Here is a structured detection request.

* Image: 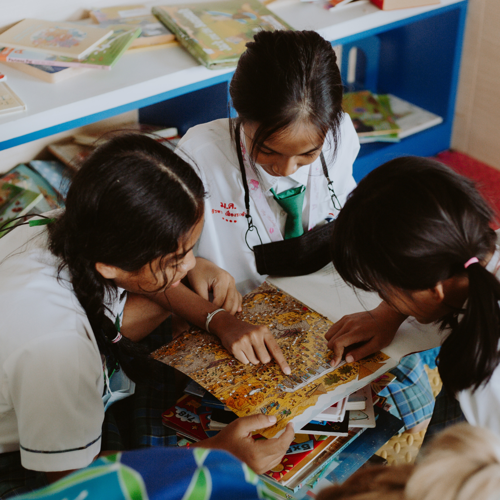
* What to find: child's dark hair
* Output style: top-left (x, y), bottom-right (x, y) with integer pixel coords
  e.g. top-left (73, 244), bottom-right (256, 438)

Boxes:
top-left (229, 30), bottom-right (343, 161)
top-left (330, 156), bottom-right (500, 394)
top-left (48, 134), bottom-right (205, 382)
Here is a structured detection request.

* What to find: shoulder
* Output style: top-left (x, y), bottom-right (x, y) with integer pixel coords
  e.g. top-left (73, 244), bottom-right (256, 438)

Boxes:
top-left (177, 118), bottom-right (233, 157)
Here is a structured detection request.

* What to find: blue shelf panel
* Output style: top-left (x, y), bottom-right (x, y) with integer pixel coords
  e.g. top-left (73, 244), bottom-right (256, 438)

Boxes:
top-left (0, 72), bottom-right (234, 151)
top-left (353, 121), bottom-right (453, 182)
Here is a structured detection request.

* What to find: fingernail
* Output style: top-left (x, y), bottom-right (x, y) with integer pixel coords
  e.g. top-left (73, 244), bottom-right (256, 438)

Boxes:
top-left (330, 359), bottom-right (338, 367)
top-left (346, 354), bottom-right (354, 363)
top-left (268, 415), bottom-right (277, 424)
top-left (284, 366), bottom-right (291, 375)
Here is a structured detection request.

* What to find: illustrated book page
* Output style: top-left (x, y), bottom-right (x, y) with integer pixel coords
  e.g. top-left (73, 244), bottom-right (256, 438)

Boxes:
top-left (153, 281), bottom-right (391, 439)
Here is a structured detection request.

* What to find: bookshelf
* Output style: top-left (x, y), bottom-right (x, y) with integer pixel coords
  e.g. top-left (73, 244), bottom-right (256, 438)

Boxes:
top-left (0, 0), bottom-right (467, 181)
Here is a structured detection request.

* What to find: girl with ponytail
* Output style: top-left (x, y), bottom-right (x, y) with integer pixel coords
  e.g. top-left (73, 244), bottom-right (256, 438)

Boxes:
top-left (0, 134), bottom-right (293, 498)
top-left (327, 156), bottom-right (500, 435)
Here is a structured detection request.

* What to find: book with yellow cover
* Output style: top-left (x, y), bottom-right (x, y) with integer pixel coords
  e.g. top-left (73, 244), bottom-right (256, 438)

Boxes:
top-left (152, 0), bottom-right (293, 69)
top-left (0, 19), bottom-right (112, 60)
top-left (153, 281), bottom-right (391, 439)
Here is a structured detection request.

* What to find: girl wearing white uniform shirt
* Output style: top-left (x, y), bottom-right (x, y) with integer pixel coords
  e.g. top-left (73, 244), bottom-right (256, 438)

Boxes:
top-left (328, 156), bottom-right (500, 437)
top-left (0, 135), bottom-right (293, 498)
top-left (177, 30), bottom-right (359, 295)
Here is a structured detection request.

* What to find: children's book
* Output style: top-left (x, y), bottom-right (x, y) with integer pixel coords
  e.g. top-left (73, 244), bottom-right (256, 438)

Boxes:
top-left (263, 434), bottom-right (337, 487)
top-left (370, 0), bottom-right (440, 10)
top-left (0, 181), bottom-right (43, 237)
top-left (0, 81), bottom-right (26, 116)
top-left (378, 93), bottom-right (443, 139)
top-left (153, 281), bottom-right (392, 439)
top-left (300, 412), bottom-right (350, 436)
top-left (90, 4), bottom-right (175, 49)
top-left (0, 24), bottom-right (141, 70)
top-left (47, 140), bottom-right (93, 170)
top-left (346, 386), bottom-right (367, 411)
top-left (152, 0), bottom-right (293, 69)
top-left (1, 164), bottom-right (64, 212)
top-left (316, 397), bottom-right (348, 422)
top-left (2, 61), bottom-right (90, 83)
top-left (0, 19), bottom-right (113, 60)
top-left (28, 160), bottom-right (72, 199)
top-left (347, 385), bottom-right (375, 428)
top-left (343, 90), bottom-right (400, 137)
top-left (161, 394), bottom-right (210, 441)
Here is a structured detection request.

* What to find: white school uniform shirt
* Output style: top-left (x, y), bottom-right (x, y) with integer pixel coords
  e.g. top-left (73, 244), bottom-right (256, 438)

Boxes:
top-left (177, 115), bottom-right (359, 295)
top-left (457, 248), bottom-right (500, 434)
top-left (0, 221), bottom-right (130, 472)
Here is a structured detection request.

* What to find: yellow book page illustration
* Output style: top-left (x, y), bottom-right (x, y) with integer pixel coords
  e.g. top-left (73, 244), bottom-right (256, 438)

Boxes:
top-left (153, 282), bottom-right (389, 438)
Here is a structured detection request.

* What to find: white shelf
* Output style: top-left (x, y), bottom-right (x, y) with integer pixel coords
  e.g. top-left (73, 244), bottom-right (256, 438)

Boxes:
top-left (0, 0), bottom-right (465, 149)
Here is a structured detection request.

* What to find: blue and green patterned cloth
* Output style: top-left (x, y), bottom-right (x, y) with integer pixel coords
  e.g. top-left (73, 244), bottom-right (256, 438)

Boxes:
top-left (14, 447), bottom-right (275, 500)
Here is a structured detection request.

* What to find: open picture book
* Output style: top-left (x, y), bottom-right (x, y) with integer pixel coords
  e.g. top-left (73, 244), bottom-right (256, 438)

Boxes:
top-left (153, 263), bottom-right (442, 439)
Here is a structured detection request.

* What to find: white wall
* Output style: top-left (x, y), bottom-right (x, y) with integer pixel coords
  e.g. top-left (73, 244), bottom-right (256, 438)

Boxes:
top-left (452, 0), bottom-right (500, 169)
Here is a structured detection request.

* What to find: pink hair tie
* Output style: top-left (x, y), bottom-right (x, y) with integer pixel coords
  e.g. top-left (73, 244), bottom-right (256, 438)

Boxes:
top-left (464, 257), bottom-right (479, 269)
top-left (112, 332), bottom-right (122, 343)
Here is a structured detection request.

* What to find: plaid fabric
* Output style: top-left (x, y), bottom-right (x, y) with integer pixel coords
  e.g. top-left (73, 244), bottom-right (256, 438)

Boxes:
top-left (0, 451), bottom-right (47, 499)
top-left (101, 317), bottom-right (178, 451)
top-left (422, 386), bottom-right (466, 446)
top-left (379, 353), bottom-right (435, 430)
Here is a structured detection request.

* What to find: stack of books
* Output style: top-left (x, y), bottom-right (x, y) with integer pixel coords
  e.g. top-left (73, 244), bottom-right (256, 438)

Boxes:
top-left (343, 89), bottom-right (443, 144)
top-left (162, 380), bottom-right (400, 498)
top-left (0, 17), bottom-right (142, 83)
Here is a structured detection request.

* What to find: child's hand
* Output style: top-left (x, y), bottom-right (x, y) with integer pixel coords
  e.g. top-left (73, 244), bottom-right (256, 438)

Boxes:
top-left (209, 312), bottom-right (291, 375)
top-left (199, 414), bottom-right (295, 474)
top-left (187, 257), bottom-right (242, 314)
top-left (325, 301), bottom-right (408, 367)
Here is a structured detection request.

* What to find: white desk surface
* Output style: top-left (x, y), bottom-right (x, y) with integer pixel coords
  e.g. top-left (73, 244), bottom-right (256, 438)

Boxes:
top-left (0, 0), bottom-right (465, 148)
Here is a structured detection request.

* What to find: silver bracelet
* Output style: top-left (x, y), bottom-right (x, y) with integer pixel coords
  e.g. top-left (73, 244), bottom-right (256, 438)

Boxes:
top-left (205, 308), bottom-right (226, 333)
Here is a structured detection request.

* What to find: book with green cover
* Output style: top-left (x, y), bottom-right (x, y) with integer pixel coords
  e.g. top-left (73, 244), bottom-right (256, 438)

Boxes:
top-left (0, 24), bottom-right (141, 70)
top-left (343, 90), bottom-right (400, 137)
top-left (153, 0), bottom-right (293, 70)
top-left (0, 181), bottom-right (43, 238)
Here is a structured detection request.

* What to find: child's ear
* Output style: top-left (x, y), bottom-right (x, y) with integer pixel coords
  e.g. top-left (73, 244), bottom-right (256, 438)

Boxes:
top-left (95, 262), bottom-right (119, 280)
top-left (430, 283), bottom-right (446, 303)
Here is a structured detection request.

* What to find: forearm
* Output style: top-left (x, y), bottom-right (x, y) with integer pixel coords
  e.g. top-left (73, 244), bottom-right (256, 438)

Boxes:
top-left (374, 300), bottom-right (408, 331)
top-left (151, 283), bottom-right (227, 331)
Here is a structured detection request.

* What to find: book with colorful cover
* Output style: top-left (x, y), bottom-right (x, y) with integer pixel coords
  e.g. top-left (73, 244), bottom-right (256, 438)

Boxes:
top-left (343, 90), bottom-right (400, 137)
top-left (0, 19), bottom-right (113, 60)
top-left (152, 281), bottom-right (391, 440)
top-left (90, 4), bottom-right (175, 48)
top-left (0, 24), bottom-right (140, 70)
top-left (152, 0), bottom-right (293, 69)
top-left (161, 394), bottom-right (210, 442)
top-left (1, 164), bottom-right (64, 212)
top-left (263, 434), bottom-right (337, 487)
top-left (0, 181), bottom-right (43, 237)
top-left (28, 160), bottom-right (72, 199)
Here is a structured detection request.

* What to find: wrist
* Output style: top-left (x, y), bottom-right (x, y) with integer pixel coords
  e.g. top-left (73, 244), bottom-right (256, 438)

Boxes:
top-left (205, 308), bottom-right (226, 333)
